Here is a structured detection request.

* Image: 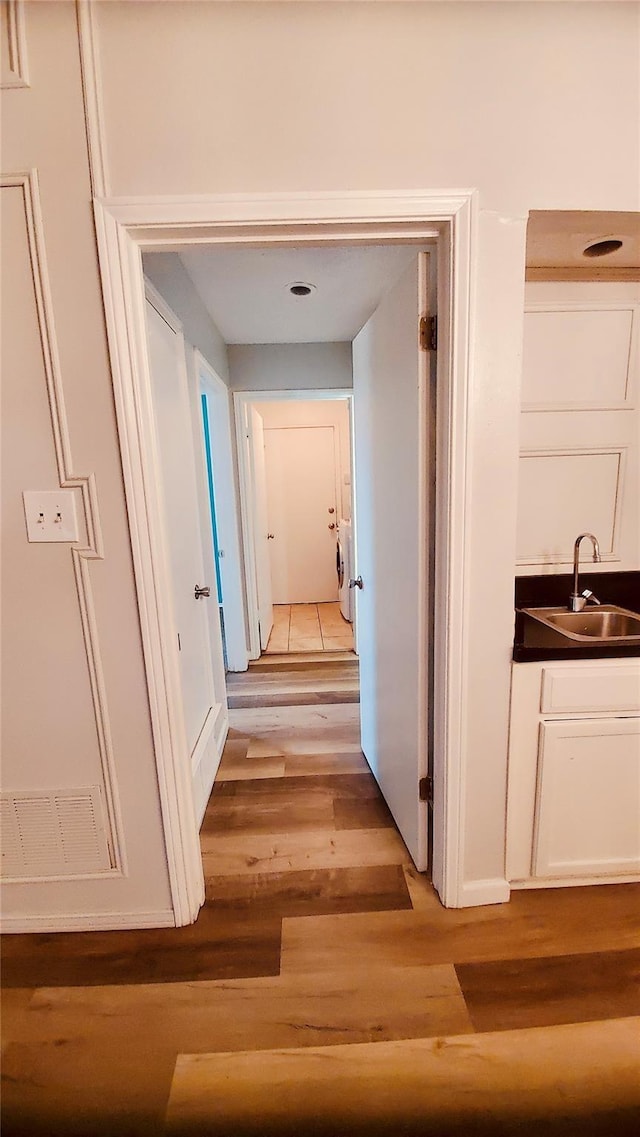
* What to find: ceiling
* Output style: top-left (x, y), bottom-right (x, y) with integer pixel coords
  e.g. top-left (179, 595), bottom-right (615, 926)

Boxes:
top-left (177, 244), bottom-right (424, 344)
top-left (526, 211), bottom-right (640, 275)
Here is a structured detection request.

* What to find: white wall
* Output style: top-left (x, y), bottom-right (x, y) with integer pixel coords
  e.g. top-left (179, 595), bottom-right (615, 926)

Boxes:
top-left (93, 0), bottom-right (639, 895)
top-left (517, 282), bottom-right (639, 575)
top-left (142, 253), bottom-right (231, 385)
top-left (228, 342), bottom-right (352, 391)
top-left (255, 399), bottom-right (352, 521)
top-left (3, 0), bottom-right (639, 923)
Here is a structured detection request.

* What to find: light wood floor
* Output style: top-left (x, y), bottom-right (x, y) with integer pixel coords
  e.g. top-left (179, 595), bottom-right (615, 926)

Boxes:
top-left (265, 602), bottom-right (354, 653)
top-left (2, 652), bottom-right (639, 1135)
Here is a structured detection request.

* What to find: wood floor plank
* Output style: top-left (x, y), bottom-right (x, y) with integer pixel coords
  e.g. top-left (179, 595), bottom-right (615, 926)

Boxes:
top-left (248, 652), bottom-right (356, 670)
top-left (1, 908), bottom-right (282, 988)
top-left (2, 1037), bottom-right (176, 1137)
top-left (165, 1017), bottom-right (640, 1136)
top-left (205, 865), bottom-right (412, 917)
top-left (209, 772), bottom-right (382, 801)
top-left (202, 800), bottom-right (338, 836)
top-left (200, 827), bottom-right (413, 875)
top-left (227, 690), bottom-right (359, 708)
top-left (334, 795), bottom-right (395, 829)
top-left (455, 947), bottom-right (640, 1032)
top-left (214, 754), bottom-right (286, 781)
top-left (283, 750), bottom-right (370, 776)
top-left (3, 964), bottom-right (470, 1068)
top-left (281, 884), bottom-right (640, 973)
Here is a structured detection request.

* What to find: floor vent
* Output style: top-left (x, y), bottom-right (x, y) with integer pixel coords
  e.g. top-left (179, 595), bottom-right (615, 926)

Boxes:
top-left (1, 787), bottom-right (112, 879)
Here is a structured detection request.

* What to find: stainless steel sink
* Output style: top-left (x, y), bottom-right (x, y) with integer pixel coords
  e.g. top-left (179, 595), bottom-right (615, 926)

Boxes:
top-left (522, 604), bottom-right (640, 643)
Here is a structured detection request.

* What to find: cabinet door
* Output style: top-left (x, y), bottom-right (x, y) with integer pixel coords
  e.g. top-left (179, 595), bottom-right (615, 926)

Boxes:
top-left (533, 718), bottom-right (640, 878)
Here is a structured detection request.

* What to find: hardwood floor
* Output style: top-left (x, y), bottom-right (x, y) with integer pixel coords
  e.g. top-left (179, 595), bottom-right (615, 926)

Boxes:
top-left (2, 651), bottom-right (639, 1135)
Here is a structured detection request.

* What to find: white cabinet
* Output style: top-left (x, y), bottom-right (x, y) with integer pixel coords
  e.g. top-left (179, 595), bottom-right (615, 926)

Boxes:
top-left (507, 658), bottom-right (640, 888)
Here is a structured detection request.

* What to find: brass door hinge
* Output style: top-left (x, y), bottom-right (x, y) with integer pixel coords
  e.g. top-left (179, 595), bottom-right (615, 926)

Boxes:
top-left (419, 775), bottom-right (433, 804)
top-left (419, 315), bottom-right (437, 352)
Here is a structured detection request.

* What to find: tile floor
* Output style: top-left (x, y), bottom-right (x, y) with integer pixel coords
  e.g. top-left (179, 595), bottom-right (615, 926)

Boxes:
top-left (265, 602), bottom-right (354, 653)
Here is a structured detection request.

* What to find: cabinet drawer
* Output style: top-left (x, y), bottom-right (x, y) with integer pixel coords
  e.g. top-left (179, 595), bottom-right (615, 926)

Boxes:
top-left (541, 665), bottom-right (640, 714)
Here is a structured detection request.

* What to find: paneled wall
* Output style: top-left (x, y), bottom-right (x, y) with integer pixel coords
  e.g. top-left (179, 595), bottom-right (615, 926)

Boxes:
top-left (1, 1), bottom-right (172, 929)
top-left (517, 283), bottom-right (639, 575)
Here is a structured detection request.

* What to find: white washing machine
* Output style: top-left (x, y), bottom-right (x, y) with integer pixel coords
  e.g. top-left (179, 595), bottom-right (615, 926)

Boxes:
top-left (337, 518), bottom-right (353, 622)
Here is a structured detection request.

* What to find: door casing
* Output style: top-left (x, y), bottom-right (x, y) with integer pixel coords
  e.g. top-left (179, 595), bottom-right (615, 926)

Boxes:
top-left (94, 190), bottom-right (482, 920)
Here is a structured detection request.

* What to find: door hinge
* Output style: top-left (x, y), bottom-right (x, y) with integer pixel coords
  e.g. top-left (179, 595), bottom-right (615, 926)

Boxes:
top-left (419, 315), bottom-right (437, 352)
top-left (419, 775), bottom-right (433, 803)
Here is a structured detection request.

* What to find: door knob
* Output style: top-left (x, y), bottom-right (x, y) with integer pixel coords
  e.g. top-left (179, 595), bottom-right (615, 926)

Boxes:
top-left (328, 507), bottom-right (335, 514)
top-left (328, 523), bottom-right (336, 531)
top-left (194, 584), bottom-right (211, 599)
top-left (349, 576), bottom-right (364, 590)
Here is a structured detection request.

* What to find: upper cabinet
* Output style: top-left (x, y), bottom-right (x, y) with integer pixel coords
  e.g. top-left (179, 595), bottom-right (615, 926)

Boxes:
top-left (517, 282), bottom-right (639, 574)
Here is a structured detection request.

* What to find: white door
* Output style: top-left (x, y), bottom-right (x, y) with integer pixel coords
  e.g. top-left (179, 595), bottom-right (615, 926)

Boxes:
top-left (250, 406), bottom-right (274, 650)
top-left (145, 291), bottom-right (225, 820)
top-left (352, 254), bottom-right (430, 869)
top-left (264, 425), bottom-right (339, 603)
top-left (197, 355), bottom-right (248, 673)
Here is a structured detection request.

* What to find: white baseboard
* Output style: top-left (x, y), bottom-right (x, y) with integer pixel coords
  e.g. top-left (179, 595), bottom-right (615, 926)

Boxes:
top-left (511, 873), bottom-right (640, 891)
top-left (1, 909), bottom-right (175, 934)
top-left (457, 877), bottom-right (511, 907)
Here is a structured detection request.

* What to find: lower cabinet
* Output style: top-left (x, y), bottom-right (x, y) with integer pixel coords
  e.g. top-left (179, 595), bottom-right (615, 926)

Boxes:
top-left (507, 658), bottom-right (640, 888)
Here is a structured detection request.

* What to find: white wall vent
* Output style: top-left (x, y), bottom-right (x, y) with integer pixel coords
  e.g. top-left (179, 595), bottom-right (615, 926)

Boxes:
top-left (1, 787), bottom-right (112, 879)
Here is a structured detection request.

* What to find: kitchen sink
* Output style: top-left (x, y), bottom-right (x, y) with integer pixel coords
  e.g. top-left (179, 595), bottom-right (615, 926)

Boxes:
top-left (521, 605), bottom-right (640, 643)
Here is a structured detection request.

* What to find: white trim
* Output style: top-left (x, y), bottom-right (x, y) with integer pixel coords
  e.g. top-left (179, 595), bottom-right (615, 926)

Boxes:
top-left (511, 873), bottom-right (640, 891)
top-left (76, 0), bottom-right (110, 197)
top-left (457, 878), bottom-right (511, 907)
top-left (431, 196), bottom-right (477, 908)
top-left (93, 190), bottom-right (477, 912)
top-left (1, 0), bottom-right (29, 88)
top-left (196, 352), bottom-right (249, 672)
top-left (1, 909), bottom-right (175, 934)
top-left (94, 204), bottom-right (205, 926)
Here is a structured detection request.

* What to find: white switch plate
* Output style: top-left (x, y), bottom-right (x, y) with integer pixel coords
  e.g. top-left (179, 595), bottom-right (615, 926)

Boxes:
top-left (23, 490), bottom-right (80, 543)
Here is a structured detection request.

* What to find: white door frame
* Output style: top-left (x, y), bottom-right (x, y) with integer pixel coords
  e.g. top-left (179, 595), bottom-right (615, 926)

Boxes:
top-left (234, 388), bottom-right (354, 660)
top-left (94, 190), bottom-right (476, 919)
top-left (196, 352), bottom-right (249, 673)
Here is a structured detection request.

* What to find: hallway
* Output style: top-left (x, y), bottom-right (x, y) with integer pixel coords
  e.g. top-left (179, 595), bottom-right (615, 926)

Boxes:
top-left (2, 654), bottom-right (639, 1135)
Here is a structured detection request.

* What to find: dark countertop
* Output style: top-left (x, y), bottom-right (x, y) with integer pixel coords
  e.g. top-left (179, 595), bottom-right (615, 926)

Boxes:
top-left (513, 571), bottom-right (640, 663)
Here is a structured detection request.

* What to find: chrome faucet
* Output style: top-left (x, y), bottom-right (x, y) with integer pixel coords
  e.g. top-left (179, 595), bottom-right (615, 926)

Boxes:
top-left (569, 533), bottom-right (601, 611)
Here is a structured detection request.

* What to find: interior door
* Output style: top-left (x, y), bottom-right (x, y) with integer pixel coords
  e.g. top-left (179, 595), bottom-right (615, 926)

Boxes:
top-left (145, 293), bottom-right (224, 818)
top-left (264, 425), bottom-right (338, 603)
top-left (352, 253), bottom-right (430, 869)
top-left (250, 406), bottom-right (274, 650)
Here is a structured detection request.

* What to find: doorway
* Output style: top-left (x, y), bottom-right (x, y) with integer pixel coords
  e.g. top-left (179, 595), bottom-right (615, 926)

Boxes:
top-left (234, 391), bottom-right (355, 659)
top-left (96, 189), bottom-right (476, 920)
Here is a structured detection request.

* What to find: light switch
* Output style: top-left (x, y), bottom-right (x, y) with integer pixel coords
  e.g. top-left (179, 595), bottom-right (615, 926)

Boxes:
top-left (23, 490), bottom-right (80, 543)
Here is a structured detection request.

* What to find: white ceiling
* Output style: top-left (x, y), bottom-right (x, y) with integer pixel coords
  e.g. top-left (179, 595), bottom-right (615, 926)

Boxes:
top-left (178, 244), bottom-right (423, 344)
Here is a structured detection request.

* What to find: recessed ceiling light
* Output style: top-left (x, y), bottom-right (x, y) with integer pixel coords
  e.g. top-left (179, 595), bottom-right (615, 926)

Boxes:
top-left (287, 282), bottom-right (316, 297)
top-left (583, 238), bottom-right (624, 258)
